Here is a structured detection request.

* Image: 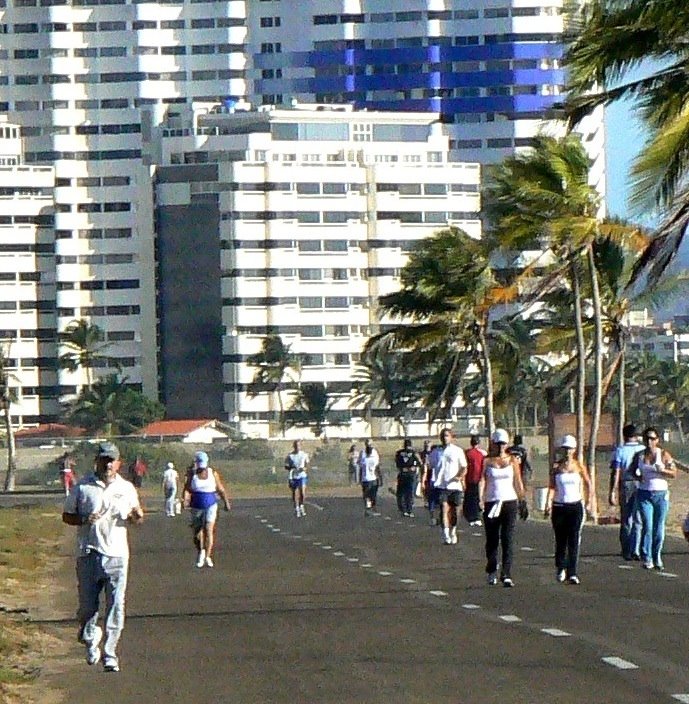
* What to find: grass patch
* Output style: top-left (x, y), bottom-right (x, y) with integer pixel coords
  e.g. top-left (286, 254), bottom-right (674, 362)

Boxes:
top-left (0, 506), bottom-right (65, 699)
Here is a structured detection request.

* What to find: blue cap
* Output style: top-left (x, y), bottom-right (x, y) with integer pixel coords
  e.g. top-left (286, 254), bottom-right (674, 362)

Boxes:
top-left (194, 451), bottom-right (209, 468)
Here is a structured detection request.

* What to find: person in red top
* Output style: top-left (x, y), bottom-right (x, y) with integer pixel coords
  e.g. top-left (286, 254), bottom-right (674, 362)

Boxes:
top-left (463, 435), bottom-right (487, 526)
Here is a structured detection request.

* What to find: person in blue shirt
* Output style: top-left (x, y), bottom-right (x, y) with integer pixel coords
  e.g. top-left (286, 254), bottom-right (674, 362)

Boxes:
top-left (608, 423), bottom-right (644, 560)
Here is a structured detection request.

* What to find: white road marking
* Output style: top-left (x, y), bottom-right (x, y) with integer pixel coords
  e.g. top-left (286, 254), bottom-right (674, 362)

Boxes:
top-left (384, 516), bottom-right (392, 521)
top-left (333, 551), bottom-right (345, 556)
top-left (601, 657), bottom-right (638, 670)
top-left (312, 541), bottom-right (322, 546)
top-left (260, 519), bottom-right (268, 523)
top-left (462, 604), bottom-right (481, 610)
top-left (541, 628), bottom-right (570, 637)
top-left (499, 615), bottom-right (522, 623)
top-left (254, 515), bottom-right (262, 519)
top-left (321, 545), bottom-right (332, 550)
top-left (378, 571), bottom-right (393, 576)
top-left (271, 528), bottom-right (280, 532)
top-left (521, 547), bottom-right (534, 552)
top-left (400, 578), bottom-right (416, 584)
top-left (658, 571), bottom-right (678, 578)
top-left (618, 565), bottom-right (634, 570)
top-left (347, 557), bottom-right (359, 562)
top-left (292, 535), bottom-right (302, 539)
top-left (472, 532), bottom-right (482, 537)
top-left (429, 590), bottom-right (448, 597)
top-left (360, 563), bottom-right (372, 568)
top-left (305, 501), bottom-right (325, 511)
top-left (266, 524), bottom-right (273, 528)
top-left (671, 695), bottom-right (689, 703)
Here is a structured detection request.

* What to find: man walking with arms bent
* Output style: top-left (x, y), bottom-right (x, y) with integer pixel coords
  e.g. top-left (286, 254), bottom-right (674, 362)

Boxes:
top-left (62, 442), bottom-right (143, 673)
top-left (435, 428), bottom-right (467, 545)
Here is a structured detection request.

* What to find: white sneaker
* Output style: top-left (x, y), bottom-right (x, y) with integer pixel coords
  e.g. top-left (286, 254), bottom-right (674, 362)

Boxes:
top-left (450, 529), bottom-right (458, 545)
top-left (205, 556), bottom-right (214, 568)
top-left (365, 499), bottom-right (372, 509)
top-left (300, 506), bottom-right (306, 517)
top-left (487, 573), bottom-right (498, 586)
top-left (295, 506), bottom-right (300, 517)
top-left (443, 530), bottom-right (452, 545)
top-left (502, 577), bottom-right (514, 588)
top-left (556, 570), bottom-right (566, 583)
top-left (103, 656), bottom-right (120, 673)
top-left (196, 549), bottom-right (206, 568)
top-left (568, 575), bottom-right (580, 585)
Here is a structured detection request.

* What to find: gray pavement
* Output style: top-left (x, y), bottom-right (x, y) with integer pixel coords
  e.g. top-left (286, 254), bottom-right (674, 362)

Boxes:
top-left (42, 493), bottom-right (689, 703)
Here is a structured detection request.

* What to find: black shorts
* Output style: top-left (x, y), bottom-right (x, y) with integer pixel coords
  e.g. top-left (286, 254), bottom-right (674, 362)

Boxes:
top-left (439, 489), bottom-right (463, 506)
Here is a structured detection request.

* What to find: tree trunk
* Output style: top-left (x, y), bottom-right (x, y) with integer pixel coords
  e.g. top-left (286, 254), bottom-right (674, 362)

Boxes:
top-left (586, 244), bottom-right (602, 520)
top-left (677, 419), bottom-right (685, 444)
top-left (571, 262), bottom-right (586, 466)
top-left (277, 389), bottom-right (285, 438)
top-left (2, 401), bottom-right (16, 492)
top-left (477, 321), bottom-right (496, 434)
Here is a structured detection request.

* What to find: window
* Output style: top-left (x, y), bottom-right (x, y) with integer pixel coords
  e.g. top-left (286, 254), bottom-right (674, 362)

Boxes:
top-left (314, 14), bottom-right (337, 25)
top-left (424, 183), bottom-right (447, 195)
top-left (296, 182), bottom-right (320, 195)
top-left (298, 268), bottom-right (322, 281)
top-left (325, 297), bottom-right (348, 309)
top-left (324, 240), bottom-right (347, 252)
top-left (298, 240), bottom-right (321, 252)
top-left (323, 183), bottom-right (346, 195)
top-left (299, 297), bottom-right (322, 309)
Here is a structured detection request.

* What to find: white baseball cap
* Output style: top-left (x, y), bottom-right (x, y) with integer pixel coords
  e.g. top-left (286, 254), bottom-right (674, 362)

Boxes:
top-left (559, 434), bottom-right (577, 449)
top-left (166, 461), bottom-right (174, 469)
top-left (491, 428), bottom-right (509, 444)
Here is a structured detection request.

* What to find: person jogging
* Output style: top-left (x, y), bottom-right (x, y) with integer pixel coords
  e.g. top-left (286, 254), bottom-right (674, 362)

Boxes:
top-left (544, 435), bottom-right (592, 585)
top-left (395, 438), bottom-right (423, 517)
top-left (284, 440), bottom-right (310, 517)
top-left (62, 442), bottom-right (143, 673)
top-left (161, 461), bottom-right (179, 517)
top-left (434, 428), bottom-right (467, 545)
top-left (480, 428), bottom-right (527, 587)
top-left (359, 439), bottom-right (381, 515)
top-left (608, 423), bottom-right (644, 561)
top-left (182, 451), bottom-right (231, 568)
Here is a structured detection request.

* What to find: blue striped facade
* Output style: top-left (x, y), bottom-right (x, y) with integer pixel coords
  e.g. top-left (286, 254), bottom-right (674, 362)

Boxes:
top-left (254, 42), bottom-right (564, 115)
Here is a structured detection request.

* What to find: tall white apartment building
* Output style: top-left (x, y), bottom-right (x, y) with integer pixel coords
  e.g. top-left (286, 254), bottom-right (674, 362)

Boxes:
top-left (0, 119), bottom-right (60, 424)
top-left (156, 103), bottom-right (481, 438)
top-left (247, 0), bottom-right (605, 196)
top-left (0, 0), bottom-right (247, 398)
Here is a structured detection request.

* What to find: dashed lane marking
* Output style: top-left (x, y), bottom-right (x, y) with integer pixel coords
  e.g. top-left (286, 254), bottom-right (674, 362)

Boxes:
top-left (260, 519), bottom-right (268, 523)
top-left (321, 545), bottom-right (332, 550)
top-left (618, 565), bottom-right (634, 570)
top-left (601, 657), bottom-right (638, 670)
top-left (462, 604), bottom-right (481, 610)
top-left (360, 563), bottom-right (372, 568)
top-left (429, 590), bottom-right (448, 597)
top-left (347, 557), bottom-right (359, 562)
top-left (271, 528), bottom-right (280, 532)
top-left (472, 532), bottom-right (482, 537)
top-left (400, 579), bottom-right (416, 584)
top-left (658, 572), bottom-right (678, 578)
top-left (521, 547), bottom-right (534, 552)
top-left (541, 628), bottom-right (571, 637)
top-left (333, 551), bottom-right (345, 556)
top-left (499, 615), bottom-right (522, 623)
top-left (378, 571), bottom-right (393, 576)
top-left (312, 542), bottom-right (322, 546)
top-left (671, 695), bottom-right (689, 703)
top-left (384, 516), bottom-right (392, 521)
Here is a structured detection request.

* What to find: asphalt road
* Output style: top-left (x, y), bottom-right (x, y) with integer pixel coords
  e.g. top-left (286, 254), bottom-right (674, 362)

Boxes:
top-left (42, 492), bottom-right (689, 704)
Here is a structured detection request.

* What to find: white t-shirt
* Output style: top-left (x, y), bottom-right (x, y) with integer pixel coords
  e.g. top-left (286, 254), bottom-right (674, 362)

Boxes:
top-left (162, 467), bottom-right (178, 489)
top-left (484, 462), bottom-right (518, 502)
top-left (359, 448), bottom-right (380, 483)
top-left (434, 444), bottom-right (467, 491)
top-left (285, 450), bottom-right (309, 480)
top-left (639, 448), bottom-right (669, 492)
top-left (553, 471), bottom-right (583, 504)
top-left (63, 473), bottom-right (141, 559)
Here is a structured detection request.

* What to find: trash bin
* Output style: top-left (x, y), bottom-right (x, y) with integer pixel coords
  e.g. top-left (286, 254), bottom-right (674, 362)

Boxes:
top-left (534, 487), bottom-right (549, 512)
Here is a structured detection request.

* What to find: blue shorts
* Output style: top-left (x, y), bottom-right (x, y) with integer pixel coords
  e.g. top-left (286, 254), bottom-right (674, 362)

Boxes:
top-left (289, 477), bottom-right (307, 490)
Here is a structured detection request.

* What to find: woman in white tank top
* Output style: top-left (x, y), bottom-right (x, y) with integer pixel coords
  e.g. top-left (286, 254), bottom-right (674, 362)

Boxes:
top-left (545, 435), bottom-right (592, 585)
top-left (636, 427), bottom-right (676, 570)
top-left (479, 428), bottom-right (526, 587)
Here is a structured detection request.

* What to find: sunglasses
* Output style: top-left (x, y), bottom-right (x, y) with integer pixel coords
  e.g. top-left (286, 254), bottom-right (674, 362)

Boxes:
top-left (645, 435), bottom-right (659, 441)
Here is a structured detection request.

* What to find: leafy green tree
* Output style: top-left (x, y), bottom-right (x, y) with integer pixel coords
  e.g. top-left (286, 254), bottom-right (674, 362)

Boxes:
top-left (246, 335), bottom-right (300, 437)
top-left (565, 0), bottom-right (689, 283)
top-left (59, 319), bottom-right (111, 389)
top-left (351, 343), bottom-right (429, 436)
top-left (367, 228), bottom-right (517, 434)
top-left (286, 382), bottom-right (338, 439)
top-left (67, 374), bottom-right (164, 436)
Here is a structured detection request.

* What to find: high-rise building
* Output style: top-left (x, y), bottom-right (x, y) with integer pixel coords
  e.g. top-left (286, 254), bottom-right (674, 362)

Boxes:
top-left (156, 102), bottom-right (481, 438)
top-left (247, 0), bottom-right (605, 191)
top-left (0, 118), bottom-right (60, 424)
top-left (0, 0), bottom-right (247, 400)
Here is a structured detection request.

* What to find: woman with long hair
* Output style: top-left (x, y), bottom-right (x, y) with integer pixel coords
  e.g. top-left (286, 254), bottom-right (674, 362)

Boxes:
top-left (479, 428), bottom-right (527, 587)
top-left (636, 426), bottom-right (676, 571)
top-left (544, 435), bottom-right (592, 585)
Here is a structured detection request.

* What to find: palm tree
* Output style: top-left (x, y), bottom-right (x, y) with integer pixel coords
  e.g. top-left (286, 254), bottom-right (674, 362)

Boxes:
top-left (59, 319), bottom-right (111, 390)
top-left (367, 228), bottom-right (517, 434)
top-left (351, 343), bottom-right (428, 436)
top-left (564, 0), bottom-right (689, 283)
top-left (68, 374), bottom-right (164, 435)
top-left (246, 335), bottom-right (300, 436)
top-left (0, 348), bottom-right (18, 492)
top-left (286, 382), bottom-right (338, 439)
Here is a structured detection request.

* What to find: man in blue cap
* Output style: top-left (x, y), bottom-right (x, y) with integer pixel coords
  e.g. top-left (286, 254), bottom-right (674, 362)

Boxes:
top-left (62, 441), bottom-right (143, 673)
